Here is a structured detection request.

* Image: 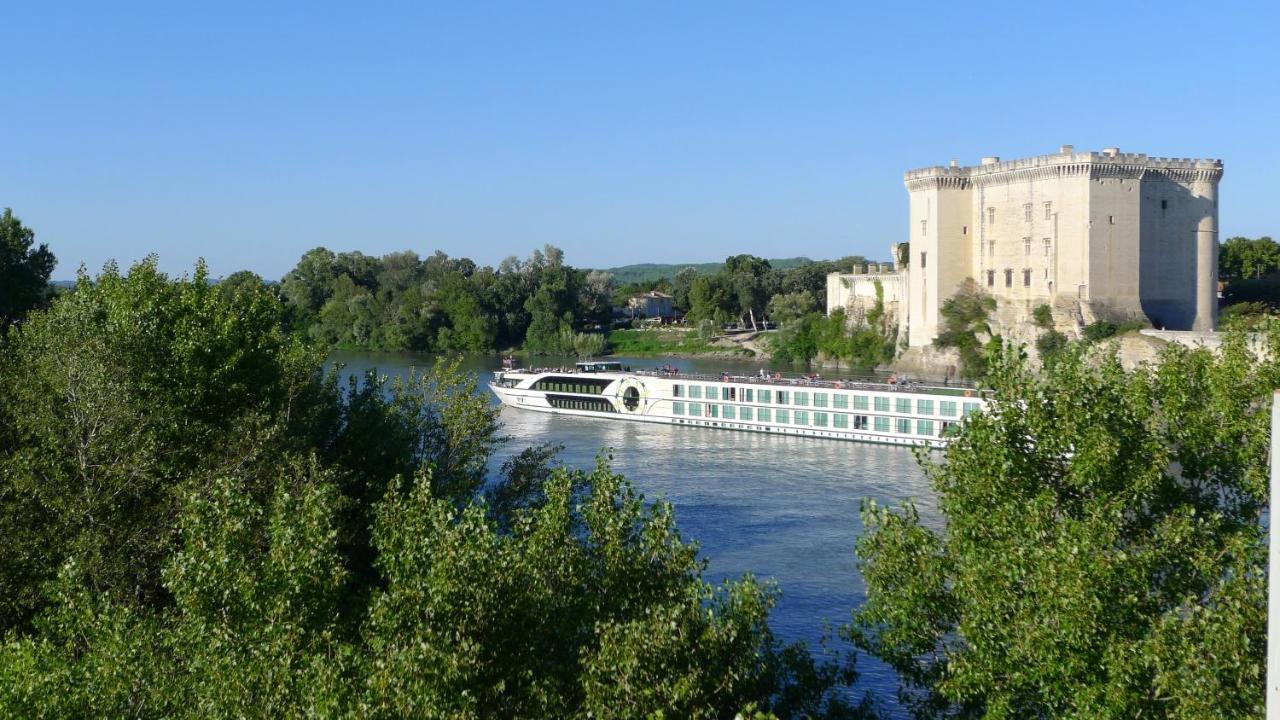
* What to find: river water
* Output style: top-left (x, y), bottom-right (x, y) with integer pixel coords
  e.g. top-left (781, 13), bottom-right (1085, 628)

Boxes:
top-left (331, 350), bottom-right (943, 715)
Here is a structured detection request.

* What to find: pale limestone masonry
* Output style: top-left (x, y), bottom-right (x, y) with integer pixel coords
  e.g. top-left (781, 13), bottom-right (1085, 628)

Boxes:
top-left (896, 146), bottom-right (1222, 347)
top-left (825, 257), bottom-right (907, 342)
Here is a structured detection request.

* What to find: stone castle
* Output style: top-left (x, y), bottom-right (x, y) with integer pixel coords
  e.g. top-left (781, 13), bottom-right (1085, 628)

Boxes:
top-left (828, 145), bottom-right (1223, 349)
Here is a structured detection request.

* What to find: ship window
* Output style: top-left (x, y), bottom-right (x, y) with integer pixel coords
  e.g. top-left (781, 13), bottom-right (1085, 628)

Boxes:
top-left (874, 416), bottom-right (890, 432)
top-left (940, 400), bottom-right (957, 417)
top-left (757, 408), bottom-right (771, 422)
top-left (895, 418), bottom-right (911, 434)
top-left (708, 404), bottom-right (718, 418)
top-left (705, 386), bottom-right (718, 399)
top-left (776, 409), bottom-right (789, 424)
top-left (917, 420), bottom-right (935, 436)
top-left (813, 393), bottom-right (828, 408)
top-left (873, 396), bottom-right (889, 412)
top-left (917, 399), bottom-right (934, 415)
top-left (722, 405), bottom-right (735, 420)
top-left (794, 392), bottom-right (809, 406)
top-left (688, 386), bottom-right (701, 399)
top-left (688, 402), bottom-right (701, 416)
top-left (895, 397), bottom-right (912, 414)
top-left (672, 402), bottom-right (685, 415)
top-left (794, 411), bottom-right (809, 426)
top-left (814, 412), bottom-right (829, 427)
top-left (834, 414), bottom-right (849, 429)
top-left (776, 391), bottom-right (790, 405)
top-left (673, 384), bottom-right (683, 398)
top-left (963, 402), bottom-right (980, 416)
top-left (854, 415), bottom-right (868, 430)
top-left (740, 406), bottom-right (752, 421)
top-left (832, 393), bottom-right (848, 409)
top-left (758, 389), bottom-right (771, 404)
top-left (744, 388), bottom-right (753, 402)
top-left (723, 387), bottom-right (734, 401)
top-left (853, 395), bottom-right (868, 411)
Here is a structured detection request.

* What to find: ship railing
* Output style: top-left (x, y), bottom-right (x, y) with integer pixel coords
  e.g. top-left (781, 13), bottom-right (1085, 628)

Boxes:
top-left (501, 366), bottom-right (980, 396)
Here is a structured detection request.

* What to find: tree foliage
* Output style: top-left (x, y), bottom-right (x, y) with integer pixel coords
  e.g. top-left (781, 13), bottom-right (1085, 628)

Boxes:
top-left (932, 280), bottom-right (997, 377)
top-left (0, 208), bottom-right (56, 329)
top-left (850, 327), bottom-right (1277, 718)
top-left (0, 261), bottom-right (865, 718)
top-left (1219, 235), bottom-right (1280, 281)
top-left (280, 244), bottom-right (610, 354)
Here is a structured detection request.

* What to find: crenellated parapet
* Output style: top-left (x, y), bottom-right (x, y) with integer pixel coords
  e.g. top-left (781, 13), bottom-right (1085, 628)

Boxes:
top-left (905, 149), bottom-right (1223, 189)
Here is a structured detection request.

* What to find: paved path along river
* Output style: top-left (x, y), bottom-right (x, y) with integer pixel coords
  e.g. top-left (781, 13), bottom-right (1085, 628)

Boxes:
top-left (332, 350), bottom-right (944, 715)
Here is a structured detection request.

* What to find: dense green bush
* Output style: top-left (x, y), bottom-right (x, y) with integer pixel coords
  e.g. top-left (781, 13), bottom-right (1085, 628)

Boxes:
top-left (852, 327), bottom-right (1278, 718)
top-left (932, 280), bottom-right (997, 378)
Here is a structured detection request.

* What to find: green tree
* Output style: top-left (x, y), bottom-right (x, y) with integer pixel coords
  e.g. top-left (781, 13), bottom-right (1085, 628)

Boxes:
top-left (767, 291), bottom-right (818, 326)
top-left (851, 327), bottom-right (1277, 718)
top-left (933, 280), bottom-right (996, 378)
top-left (1219, 236), bottom-right (1280, 281)
top-left (0, 258), bottom-right (318, 630)
top-left (0, 208), bottom-right (56, 329)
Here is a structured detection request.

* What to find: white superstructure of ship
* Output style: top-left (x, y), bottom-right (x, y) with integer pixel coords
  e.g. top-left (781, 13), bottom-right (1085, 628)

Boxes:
top-left (490, 360), bottom-right (985, 449)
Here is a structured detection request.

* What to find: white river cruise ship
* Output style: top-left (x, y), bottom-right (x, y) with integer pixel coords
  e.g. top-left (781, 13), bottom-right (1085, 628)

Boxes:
top-left (490, 361), bottom-right (985, 449)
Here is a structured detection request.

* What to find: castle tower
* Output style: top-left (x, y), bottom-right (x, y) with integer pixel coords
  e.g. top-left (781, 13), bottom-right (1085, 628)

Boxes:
top-left (901, 147), bottom-right (1223, 346)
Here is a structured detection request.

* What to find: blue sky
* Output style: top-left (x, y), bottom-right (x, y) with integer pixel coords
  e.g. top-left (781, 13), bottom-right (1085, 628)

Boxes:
top-left (3, 1), bottom-right (1277, 280)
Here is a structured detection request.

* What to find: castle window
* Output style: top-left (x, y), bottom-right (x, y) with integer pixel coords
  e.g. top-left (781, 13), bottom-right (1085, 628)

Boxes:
top-left (921, 220), bottom-right (927, 236)
top-left (1023, 269), bottom-right (1031, 287)
top-left (1161, 199), bottom-right (1168, 210)
top-left (1109, 215), bottom-right (1115, 225)
top-left (1023, 237), bottom-right (1031, 256)
top-left (962, 225), bottom-right (968, 235)
top-left (987, 270), bottom-right (995, 287)
top-left (1043, 238), bottom-right (1052, 256)
top-left (988, 207), bottom-right (995, 225)
top-left (921, 252), bottom-right (927, 269)
top-left (1023, 204), bottom-right (1032, 222)
top-left (1044, 201), bottom-right (1052, 219)
top-left (1004, 269), bottom-right (1013, 288)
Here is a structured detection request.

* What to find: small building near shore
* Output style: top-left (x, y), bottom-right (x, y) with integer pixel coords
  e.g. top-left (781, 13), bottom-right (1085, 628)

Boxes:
top-left (626, 291), bottom-right (675, 320)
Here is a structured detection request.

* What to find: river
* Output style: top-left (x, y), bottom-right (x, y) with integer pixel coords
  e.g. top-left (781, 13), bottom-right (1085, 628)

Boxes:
top-left (331, 350), bottom-right (943, 715)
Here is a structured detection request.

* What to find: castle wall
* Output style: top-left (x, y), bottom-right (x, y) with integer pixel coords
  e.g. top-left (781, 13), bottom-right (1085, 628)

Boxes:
top-left (1085, 175), bottom-right (1144, 319)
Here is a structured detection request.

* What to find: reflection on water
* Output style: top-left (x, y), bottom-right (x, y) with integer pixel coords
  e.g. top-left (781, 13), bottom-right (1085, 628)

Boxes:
top-left (330, 350), bottom-right (941, 715)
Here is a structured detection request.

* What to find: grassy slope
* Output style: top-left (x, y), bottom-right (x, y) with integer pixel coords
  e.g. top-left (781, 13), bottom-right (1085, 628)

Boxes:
top-left (606, 328), bottom-right (754, 357)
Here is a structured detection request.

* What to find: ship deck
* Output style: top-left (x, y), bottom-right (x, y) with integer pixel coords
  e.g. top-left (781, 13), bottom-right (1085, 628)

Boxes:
top-left (503, 366), bottom-right (980, 397)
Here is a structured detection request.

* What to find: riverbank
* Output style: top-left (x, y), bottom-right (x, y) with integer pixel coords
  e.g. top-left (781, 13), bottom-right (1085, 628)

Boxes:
top-left (604, 327), bottom-right (763, 359)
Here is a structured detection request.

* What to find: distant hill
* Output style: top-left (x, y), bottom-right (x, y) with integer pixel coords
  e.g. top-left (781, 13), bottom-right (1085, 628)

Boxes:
top-left (600, 257), bottom-right (814, 285)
